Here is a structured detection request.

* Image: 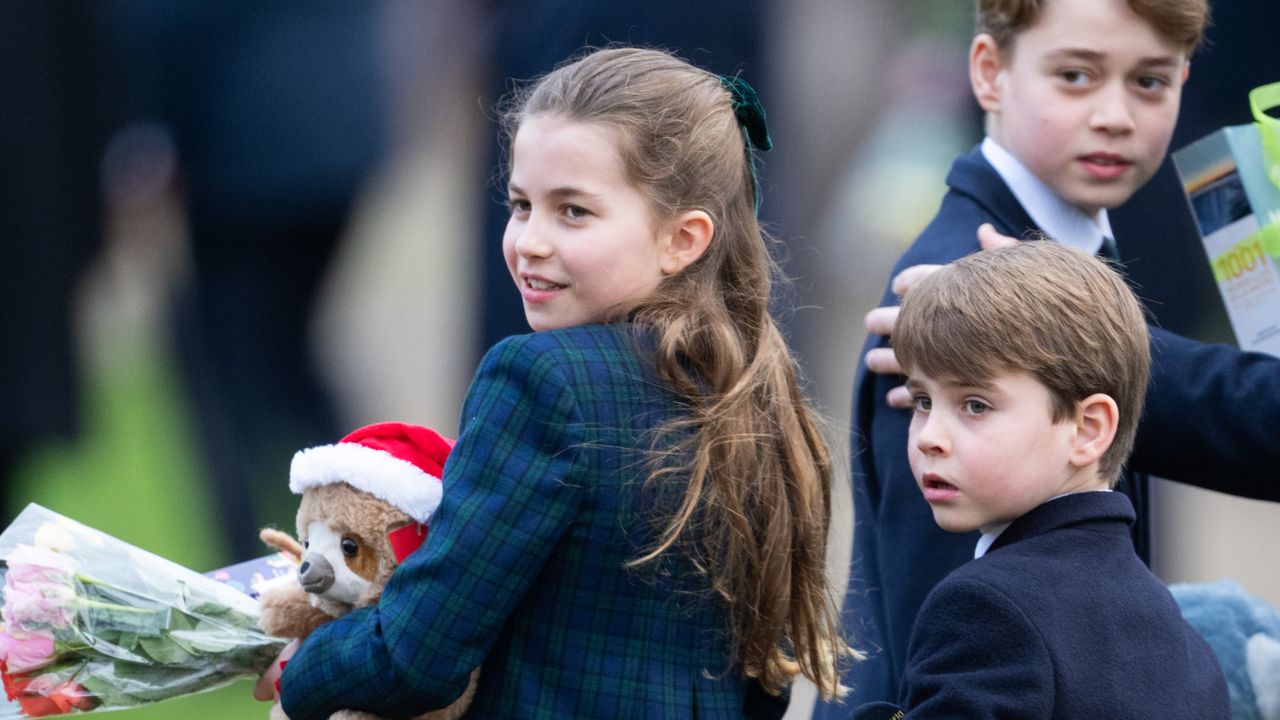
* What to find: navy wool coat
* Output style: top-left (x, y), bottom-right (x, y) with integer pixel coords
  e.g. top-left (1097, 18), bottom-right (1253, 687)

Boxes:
top-left (897, 492), bottom-right (1228, 718)
top-left (820, 146), bottom-right (1280, 711)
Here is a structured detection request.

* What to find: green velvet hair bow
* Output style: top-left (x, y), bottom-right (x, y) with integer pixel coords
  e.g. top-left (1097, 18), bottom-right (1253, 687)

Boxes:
top-left (719, 75), bottom-right (772, 214)
top-left (720, 75), bottom-right (773, 151)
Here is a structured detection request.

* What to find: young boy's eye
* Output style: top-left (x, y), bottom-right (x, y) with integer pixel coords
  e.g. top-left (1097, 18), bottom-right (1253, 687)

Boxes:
top-left (912, 395), bottom-right (932, 413)
top-left (963, 399), bottom-right (990, 415)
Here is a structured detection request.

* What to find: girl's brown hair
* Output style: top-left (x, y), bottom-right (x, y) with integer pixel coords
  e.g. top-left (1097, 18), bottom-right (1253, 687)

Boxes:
top-left (500, 47), bottom-right (850, 699)
top-left (977, 0), bottom-right (1209, 55)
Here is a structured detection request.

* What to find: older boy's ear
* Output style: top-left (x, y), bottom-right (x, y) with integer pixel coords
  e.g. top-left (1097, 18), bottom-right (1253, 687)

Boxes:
top-left (970, 33), bottom-right (1004, 114)
top-left (659, 210), bottom-right (713, 276)
top-left (1070, 393), bottom-right (1118, 468)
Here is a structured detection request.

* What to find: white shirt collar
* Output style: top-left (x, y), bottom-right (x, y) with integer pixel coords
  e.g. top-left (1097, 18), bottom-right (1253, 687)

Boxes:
top-left (974, 523), bottom-right (1010, 559)
top-left (981, 137), bottom-right (1113, 256)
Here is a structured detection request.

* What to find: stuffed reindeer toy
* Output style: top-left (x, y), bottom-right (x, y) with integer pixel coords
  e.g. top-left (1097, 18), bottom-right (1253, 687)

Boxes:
top-left (257, 422), bottom-right (477, 720)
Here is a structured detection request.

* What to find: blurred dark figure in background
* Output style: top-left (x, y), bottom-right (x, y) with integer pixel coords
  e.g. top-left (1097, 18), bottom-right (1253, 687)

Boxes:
top-left (477, 0), bottom-right (769, 353)
top-left (0, 2), bottom-right (112, 527)
top-left (102, 0), bottom-right (390, 561)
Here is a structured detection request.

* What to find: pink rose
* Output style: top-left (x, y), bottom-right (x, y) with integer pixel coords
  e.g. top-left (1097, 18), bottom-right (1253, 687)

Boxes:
top-left (4, 546), bottom-right (73, 586)
top-left (0, 626), bottom-right (56, 673)
top-left (3, 545), bottom-right (77, 633)
top-left (2, 578), bottom-right (75, 630)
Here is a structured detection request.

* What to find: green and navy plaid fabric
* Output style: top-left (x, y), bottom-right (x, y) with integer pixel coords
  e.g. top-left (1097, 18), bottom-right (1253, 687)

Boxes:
top-left (281, 323), bottom-right (768, 719)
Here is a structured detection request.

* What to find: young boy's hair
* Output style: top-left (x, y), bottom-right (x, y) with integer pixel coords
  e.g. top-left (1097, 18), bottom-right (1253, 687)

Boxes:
top-left (500, 47), bottom-right (849, 699)
top-left (894, 241), bottom-right (1151, 484)
top-left (976, 0), bottom-right (1210, 56)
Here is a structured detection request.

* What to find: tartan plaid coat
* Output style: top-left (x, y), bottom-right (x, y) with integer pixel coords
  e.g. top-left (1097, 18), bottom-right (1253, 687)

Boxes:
top-left (280, 323), bottom-right (780, 719)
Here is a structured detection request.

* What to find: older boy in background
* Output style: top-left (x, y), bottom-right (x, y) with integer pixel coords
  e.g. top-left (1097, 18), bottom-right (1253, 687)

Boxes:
top-left (819, 0), bottom-right (1280, 710)
top-left (851, 241), bottom-right (1228, 718)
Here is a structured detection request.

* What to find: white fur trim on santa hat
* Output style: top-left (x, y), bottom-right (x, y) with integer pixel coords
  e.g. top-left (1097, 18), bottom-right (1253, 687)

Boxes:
top-left (289, 443), bottom-right (442, 523)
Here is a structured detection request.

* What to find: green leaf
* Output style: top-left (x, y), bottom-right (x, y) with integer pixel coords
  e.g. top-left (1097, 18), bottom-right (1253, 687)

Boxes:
top-left (137, 634), bottom-right (196, 665)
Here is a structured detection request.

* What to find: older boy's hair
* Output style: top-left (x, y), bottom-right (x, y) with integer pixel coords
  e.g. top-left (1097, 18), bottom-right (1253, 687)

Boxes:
top-left (977, 0), bottom-right (1210, 55)
top-left (895, 241), bottom-right (1150, 484)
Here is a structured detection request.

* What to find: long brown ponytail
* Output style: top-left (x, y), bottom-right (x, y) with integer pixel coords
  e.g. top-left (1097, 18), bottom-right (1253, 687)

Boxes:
top-left (501, 46), bottom-right (853, 700)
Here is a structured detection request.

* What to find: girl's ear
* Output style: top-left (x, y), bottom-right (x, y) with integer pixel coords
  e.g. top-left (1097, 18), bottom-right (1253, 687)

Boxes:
top-left (659, 210), bottom-right (713, 276)
top-left (1069, 393), bottom-right (1118, 469)
top-left (969, 33), bottom-right (1005, 114)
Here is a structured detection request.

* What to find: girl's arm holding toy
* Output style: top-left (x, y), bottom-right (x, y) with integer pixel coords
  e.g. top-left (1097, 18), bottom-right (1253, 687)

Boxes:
top-left (279, 330), bottom-right (592, 717)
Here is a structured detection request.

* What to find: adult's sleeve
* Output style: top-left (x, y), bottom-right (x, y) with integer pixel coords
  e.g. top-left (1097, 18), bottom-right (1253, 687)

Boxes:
top-left (280, 335), bottom-right (588, 719)
top-left (1132, 326), bottom-right (1280, 501)
top-left (899, 578), bottom-right (1054, 719)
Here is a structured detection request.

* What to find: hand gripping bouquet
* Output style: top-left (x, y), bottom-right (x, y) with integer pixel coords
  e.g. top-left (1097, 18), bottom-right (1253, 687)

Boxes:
top-left (0, 504), bottom-right (286, 717)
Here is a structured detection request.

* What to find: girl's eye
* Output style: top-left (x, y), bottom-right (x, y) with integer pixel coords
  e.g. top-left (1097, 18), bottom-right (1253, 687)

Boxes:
top-left (912, 395), bottom-right (932, 412)
top-left (564, 204), bottom-right (590, 220)
top-left (508, 198), bottom-right (530, 215)
top-left (340, 538), bottom-right (359, 558)
top-left (964, 400), bottom-right (990, 415)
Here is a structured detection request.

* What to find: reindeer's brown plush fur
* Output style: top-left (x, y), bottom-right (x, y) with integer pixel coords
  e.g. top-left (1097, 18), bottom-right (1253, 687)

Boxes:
top-left (258, 482), bottom-right (476, 720)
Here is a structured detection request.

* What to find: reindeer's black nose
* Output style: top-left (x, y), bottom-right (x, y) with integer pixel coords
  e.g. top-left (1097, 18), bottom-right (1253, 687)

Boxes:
top-left (298, 553), bottom-right (335, 594)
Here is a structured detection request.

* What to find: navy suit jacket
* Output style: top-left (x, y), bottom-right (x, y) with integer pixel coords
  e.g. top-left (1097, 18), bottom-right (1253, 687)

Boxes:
top-left (281, 324), bottom-right (785, 719)
top-left (818, 147), bottom-right (1280, 712)
top-left (896, 492), bottom-right (1229, 718)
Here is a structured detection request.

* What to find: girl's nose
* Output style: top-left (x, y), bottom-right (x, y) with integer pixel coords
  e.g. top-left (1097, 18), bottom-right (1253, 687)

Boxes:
top-left (512, 214), bottom-right (553, 258)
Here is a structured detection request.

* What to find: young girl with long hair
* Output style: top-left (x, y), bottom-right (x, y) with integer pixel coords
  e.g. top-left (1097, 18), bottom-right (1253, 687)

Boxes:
top-left (268, 46), bottom-right (851, 719)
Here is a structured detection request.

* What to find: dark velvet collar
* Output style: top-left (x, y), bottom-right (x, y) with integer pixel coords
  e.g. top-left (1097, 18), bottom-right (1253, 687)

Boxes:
top-left (989, 491), bottom-right (1136, 555)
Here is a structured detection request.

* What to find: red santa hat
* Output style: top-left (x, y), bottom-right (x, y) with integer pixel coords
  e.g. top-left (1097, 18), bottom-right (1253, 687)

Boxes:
top-left (289, 422), bottom-right (452, 524)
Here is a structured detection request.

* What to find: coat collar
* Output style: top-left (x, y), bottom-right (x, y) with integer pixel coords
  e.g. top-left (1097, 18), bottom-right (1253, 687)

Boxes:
top-left (988, 491), bottom-right (1136, 555)
top-left (980, 138), bottom-right (1113, 255)
top-left (946, 144), bottom-right (1041, 239)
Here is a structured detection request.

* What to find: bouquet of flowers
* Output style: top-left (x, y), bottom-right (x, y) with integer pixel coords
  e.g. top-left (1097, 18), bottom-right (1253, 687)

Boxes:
top-left (0, 504), bottom-right (286, 717)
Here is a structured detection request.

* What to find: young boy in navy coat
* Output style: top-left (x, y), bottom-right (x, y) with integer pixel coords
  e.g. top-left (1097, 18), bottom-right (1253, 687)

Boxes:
top-left (852, 241), bottom-right (1228, 718)
top-left (818, 0), bottom-right (1280, 711)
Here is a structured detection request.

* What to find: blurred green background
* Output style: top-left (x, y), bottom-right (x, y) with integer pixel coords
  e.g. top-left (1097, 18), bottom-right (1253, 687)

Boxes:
top-left (11, 331), bottom-right (262, 719)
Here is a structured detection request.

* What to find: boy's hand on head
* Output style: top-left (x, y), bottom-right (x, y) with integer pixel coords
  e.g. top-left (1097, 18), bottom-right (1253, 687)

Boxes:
top-left (864, 341), bottom-right (913, 409)
top-left (864, 266), bottom-right (938, 409)
top-left (890, 264), bottom-right (943, 297)
top-left (863, 256), bottom-right (946, 408)
top-left (977, 222), bottom-right (1018, 250)
top-left (864, 224), bottom-right (1021, 409)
